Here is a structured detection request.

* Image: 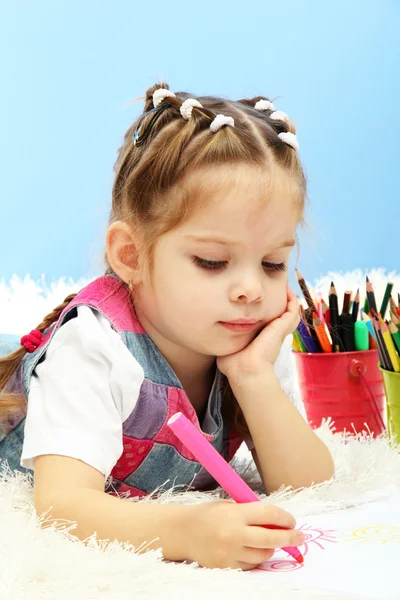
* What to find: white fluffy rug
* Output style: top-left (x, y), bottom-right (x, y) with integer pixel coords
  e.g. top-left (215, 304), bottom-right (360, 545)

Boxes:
top-left (1, 421), bottom-right (399, 600)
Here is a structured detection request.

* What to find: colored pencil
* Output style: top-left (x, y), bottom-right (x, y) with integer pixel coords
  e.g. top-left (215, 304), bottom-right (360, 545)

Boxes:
top-left (382, 321), bottom-right (400, 372)
top-left (293, 329), bottom-right (306, 352)
top-left (351, 289), bottom-right (360, 323)
top-left (342, 291), bottom-right (352, 315)
top-left (328, 282), bottom-right (342, 352)
top-left (361, 311), bottom-right (378, 350)
top-left (299, 302), bottom-right (306, 322)
top-left (290, 274), bottom-right (398, 360)
top-left (305, 308), bottom-right (323, 351)
top-left (372, 315), bottom-right (393, 370)
top-left (295, 269), bottom-right (318, 314)
top-left (380, 283), bottom-right (393, 319)
top-left (296, 318), bottom-right (320, 353)
top-left (372, 320), bottom-right (390, 370)
top-left (390, 296), bottom-right (400, 318)
top-left (312, 312), bottom-right (332, 352)
top-left (366, 276), bottom-right (378, 315)
top-left (292, 332), bottom-right (301, 352)
top-left (391, 311), bottom-right (400, 328)
top-left (317, 292), bottom-right (324, 322)
top-left (338, 312), bottom-right (356, 351)
top-left (361, 311), bottom-right (376, 337)
top-left (321, 299), bottom-right (330, 327)
top-left (389, 321), bottom-right (400, 355)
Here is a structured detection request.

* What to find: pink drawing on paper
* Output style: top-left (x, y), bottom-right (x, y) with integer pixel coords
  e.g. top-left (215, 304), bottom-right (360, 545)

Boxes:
top-left (256, 523), bottom-right (337, 572)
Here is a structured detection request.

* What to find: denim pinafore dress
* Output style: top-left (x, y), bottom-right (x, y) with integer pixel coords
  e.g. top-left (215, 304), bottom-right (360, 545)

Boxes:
top-left (0, 274), bottom-right (244, 497)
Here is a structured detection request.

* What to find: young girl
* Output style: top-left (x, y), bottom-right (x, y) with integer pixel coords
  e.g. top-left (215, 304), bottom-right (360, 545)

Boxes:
top-left (0, 82), bottom-right (334, 571)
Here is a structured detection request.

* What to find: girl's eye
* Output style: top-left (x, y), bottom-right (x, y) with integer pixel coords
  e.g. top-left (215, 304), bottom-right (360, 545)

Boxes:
top-left (262, 261), bottom-right (287, 273)
top-left (192, 257), bottom-right (227, 270)
top-left (192, 257), bottom-right (287, 272)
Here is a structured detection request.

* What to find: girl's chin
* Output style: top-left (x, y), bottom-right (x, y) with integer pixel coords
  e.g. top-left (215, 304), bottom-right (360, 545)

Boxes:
top-left (213, 336), bottom-right (253, 357)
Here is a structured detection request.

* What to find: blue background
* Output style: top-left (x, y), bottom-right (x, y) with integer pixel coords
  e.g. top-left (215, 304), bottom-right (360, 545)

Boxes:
top-left (1, 0), bottom-right (398, 287)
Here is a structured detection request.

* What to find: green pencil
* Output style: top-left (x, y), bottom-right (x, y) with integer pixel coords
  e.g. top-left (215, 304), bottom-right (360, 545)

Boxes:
top-left (294, 329), bottom-right (307, 352)
top-left (380, 282), bottom-right (393, 319)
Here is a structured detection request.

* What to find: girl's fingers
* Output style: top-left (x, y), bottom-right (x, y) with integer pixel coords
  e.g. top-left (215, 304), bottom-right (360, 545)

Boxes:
top-left (243, 524), bottom-right (305, 550)
top-left (286, 290), bottom-right (301, 333)
top-left (237, 560), bottom-right (268, 572)
top-left (237, 546), bottom-right (275, 567)
top-left (287, 284), bottom-right (296, 301)
top-left (240, 502), bottom-right (296, 529)
top-left (287, 294), bottom-right (300, 316)
top-left (280, 301), bottom-right (300, 336)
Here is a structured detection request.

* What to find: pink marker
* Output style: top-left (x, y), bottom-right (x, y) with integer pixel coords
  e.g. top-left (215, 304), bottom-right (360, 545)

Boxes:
top-left (167, 411), bottom-right (304, 564)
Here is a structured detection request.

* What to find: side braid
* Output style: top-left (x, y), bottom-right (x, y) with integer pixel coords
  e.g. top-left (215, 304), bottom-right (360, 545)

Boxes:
top-left (0, 293), bottom-right (77, 417)
top-left (35, 293), bottom-right (77, 335)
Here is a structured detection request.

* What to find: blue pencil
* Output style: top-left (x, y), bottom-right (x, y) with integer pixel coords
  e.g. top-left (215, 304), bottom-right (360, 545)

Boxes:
top-left (360, 309), bottom-right (376, 340)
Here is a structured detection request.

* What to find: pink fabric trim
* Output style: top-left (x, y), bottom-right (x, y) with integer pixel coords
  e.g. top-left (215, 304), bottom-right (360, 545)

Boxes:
top-left (59, 276), bottom-right (145, 333)
top-left (154, 387), bottom-right (214, 461)
top-left (32, 276), bottom-right (144, 355)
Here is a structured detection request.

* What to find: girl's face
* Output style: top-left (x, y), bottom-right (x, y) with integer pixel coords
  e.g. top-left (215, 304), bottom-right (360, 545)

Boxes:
top-left (134, 164), bottom-right (302, 359)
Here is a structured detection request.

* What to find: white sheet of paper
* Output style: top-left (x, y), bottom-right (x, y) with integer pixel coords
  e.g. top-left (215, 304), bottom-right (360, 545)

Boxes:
top-left (249, 492), bottom-right (400, 599)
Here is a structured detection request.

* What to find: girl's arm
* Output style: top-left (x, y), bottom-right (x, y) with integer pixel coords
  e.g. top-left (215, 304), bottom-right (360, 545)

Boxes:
top-left (34, 454), bottom-right (193, 561)
top-left (231, 370), bottom-right (335, 494)
top-left (34, 453), bottom-right (305, 571)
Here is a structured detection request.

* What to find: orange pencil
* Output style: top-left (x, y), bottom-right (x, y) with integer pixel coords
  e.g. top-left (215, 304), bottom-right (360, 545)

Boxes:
top-left (369, 333), bottom-right (377, 350)
top-left (312, 312), bottom-right (332, 352)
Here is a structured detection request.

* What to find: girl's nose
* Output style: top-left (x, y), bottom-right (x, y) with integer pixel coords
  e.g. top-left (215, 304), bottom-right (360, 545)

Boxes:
top-left (229, 277), bottom-right (264, 304)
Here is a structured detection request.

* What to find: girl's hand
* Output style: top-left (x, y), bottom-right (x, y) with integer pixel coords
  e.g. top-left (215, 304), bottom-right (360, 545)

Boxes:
top-left (186, 499), bottom-right (304, 571)
top-left (217, 285), bottom-right (300, 385)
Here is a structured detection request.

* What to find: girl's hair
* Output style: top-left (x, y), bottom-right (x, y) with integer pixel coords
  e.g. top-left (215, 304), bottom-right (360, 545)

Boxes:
top-left (1, 81), bottom-right (307, 437)
top-left (0, 294), bottom-right (77, 418)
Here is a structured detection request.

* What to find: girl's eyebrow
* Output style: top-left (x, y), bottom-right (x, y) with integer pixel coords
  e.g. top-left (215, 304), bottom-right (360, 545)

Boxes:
top-left (184, 235), bottom-right (296, 249)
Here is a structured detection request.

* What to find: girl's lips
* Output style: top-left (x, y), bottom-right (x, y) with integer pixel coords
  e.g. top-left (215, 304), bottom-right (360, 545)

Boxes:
top-left (219, 321), bottom-right (260, 332)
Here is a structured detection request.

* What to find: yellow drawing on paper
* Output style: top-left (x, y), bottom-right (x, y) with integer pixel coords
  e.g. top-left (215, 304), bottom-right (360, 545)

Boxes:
top-left (342, 525), bottom-right (400, 546)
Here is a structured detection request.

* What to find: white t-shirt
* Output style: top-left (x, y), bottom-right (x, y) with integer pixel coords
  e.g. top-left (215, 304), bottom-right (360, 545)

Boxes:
top-left (21, 306), bottom-right (305, 480)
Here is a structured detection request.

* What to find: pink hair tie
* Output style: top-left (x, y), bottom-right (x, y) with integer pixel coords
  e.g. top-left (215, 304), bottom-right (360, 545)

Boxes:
top-left (20, 329), bottom-right (43, 353)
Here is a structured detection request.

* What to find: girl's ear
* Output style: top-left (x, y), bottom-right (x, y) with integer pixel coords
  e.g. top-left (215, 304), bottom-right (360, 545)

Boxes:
top-left (105, 221), bottom-right (142, 285)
